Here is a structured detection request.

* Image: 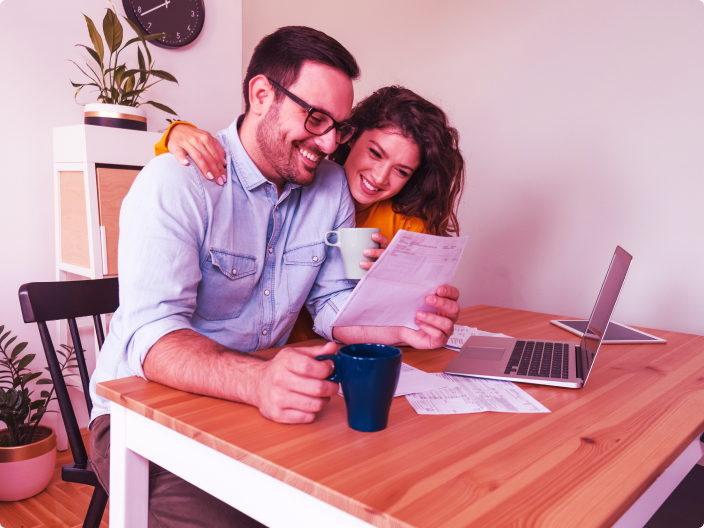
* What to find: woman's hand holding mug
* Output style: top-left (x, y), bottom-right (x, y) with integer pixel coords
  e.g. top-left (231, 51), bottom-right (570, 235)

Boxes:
top-left (359, 232), bottom-right (388, 270)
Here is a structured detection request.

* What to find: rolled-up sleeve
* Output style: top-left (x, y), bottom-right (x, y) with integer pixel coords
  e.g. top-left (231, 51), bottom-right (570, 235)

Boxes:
top-left (307, 170), bottom-right (357, 341)
top-left (117, 155), bottom-right (207, 378)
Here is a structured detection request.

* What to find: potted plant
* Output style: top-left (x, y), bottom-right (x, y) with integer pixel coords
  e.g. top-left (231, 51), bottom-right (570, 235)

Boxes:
top-left (70, 0), bottom-right (178, 131)
top-left (0, 326), bottom-right (77, 501)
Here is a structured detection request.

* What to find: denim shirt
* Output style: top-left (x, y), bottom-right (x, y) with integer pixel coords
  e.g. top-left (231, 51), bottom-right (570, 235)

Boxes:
top-left (89, 115), bottom-right (356, 421)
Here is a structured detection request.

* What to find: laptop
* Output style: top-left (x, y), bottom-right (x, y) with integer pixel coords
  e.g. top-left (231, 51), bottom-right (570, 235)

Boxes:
top-left (444, 246), bottom-right (633, 389)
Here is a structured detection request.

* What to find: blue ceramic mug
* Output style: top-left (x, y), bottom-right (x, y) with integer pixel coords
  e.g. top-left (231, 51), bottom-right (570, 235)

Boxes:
top-left (316, 343), bottom-right (402, 432)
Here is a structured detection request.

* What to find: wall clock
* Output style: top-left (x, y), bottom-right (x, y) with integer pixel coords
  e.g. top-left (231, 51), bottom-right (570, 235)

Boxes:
top-left (122, 0), bottom-right (205, 49)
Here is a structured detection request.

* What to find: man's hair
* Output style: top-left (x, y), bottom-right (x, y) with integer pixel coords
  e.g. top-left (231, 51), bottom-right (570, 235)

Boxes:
top-left (243, 26), bottom-right (360, 113)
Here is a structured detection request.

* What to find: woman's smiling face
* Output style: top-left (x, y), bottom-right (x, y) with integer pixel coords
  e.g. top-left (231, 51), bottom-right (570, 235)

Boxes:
top-left (343, 127), bottom-right (421, 212)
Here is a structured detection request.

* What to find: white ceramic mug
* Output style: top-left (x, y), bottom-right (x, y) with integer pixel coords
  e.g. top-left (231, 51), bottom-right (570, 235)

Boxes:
top-left (324, 228), bottom-right (380, 279)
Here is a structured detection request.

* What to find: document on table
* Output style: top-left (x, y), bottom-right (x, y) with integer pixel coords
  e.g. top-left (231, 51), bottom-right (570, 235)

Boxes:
top-left (331, 230), bottom-right (468, 330)
top-left (406, 374), bottom-right (550, 414)
top-left (445, 325), bottom-right (513, 351)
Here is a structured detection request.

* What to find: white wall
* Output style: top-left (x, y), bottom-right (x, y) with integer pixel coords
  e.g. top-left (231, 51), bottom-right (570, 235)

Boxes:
top-left (0, 0), bottom-right (242, 433)
top-left (243, 0), bottom-right (704, 335)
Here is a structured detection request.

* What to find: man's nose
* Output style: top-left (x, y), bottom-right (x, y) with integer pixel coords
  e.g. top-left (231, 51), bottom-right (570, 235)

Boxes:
top-left (313, 128), bottom-right (338, 156)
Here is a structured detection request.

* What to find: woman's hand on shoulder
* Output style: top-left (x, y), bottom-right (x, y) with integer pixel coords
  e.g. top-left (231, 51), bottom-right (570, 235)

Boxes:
top-left (359, 232), bottom-right (388, 270)
top-left (168, 124), bottom-right (228, 185)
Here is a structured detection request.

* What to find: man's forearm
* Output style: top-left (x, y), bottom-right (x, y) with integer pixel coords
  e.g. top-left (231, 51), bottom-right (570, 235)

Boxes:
top-left (143, 329), bottom-right (266, 406)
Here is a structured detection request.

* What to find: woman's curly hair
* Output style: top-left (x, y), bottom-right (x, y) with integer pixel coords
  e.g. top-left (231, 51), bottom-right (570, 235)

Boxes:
top-left (330, 86), bottom-right (465, 236)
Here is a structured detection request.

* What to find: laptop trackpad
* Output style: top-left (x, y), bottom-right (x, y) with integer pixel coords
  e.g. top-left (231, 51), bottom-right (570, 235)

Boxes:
top-left (461, 346), bottom-right (506, 361)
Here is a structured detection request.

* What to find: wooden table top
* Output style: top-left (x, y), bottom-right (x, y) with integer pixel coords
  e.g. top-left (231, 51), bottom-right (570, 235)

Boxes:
top-left (97, 305), bottom-right (704, 528)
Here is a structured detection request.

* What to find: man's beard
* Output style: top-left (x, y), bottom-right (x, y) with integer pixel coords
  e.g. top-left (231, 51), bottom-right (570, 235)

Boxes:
top-left (256, 102), bottom-right (318, 187)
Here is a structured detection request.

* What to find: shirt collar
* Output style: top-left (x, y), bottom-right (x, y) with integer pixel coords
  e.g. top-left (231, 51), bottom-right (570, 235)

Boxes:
top-left (224, 114), bottom-right (268, 191)
top-left (225, 114), bottom-right (301, 193)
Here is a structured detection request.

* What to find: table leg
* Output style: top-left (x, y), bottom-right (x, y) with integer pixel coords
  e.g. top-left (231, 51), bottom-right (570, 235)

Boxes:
top-left (110, 402), bottom-right (149, 528)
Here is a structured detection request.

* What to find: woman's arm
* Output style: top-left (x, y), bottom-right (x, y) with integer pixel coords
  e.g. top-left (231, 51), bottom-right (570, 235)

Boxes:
top-left (155, 123), bottom-right (228, 185)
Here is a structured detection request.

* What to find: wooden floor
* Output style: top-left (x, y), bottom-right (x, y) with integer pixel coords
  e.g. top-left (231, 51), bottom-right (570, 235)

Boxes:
top-left (0, 429), bottom-right (108, 528)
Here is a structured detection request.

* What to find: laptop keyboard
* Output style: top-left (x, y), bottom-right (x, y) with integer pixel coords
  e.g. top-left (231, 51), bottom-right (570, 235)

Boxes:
top-left (504, 341), bottom-right (570, 379)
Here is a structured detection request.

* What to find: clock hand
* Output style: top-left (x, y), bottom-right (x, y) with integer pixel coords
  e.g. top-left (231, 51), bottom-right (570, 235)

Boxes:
top-left (140, 0), bottom-right (170, 16)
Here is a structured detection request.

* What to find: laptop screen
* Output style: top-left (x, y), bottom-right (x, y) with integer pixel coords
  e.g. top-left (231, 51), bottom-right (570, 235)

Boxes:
top-left (580, 246), bottom-right (633, 382)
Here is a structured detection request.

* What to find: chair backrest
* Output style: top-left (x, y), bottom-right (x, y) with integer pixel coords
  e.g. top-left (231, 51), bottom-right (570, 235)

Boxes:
top-left (18, 278), bottom-right (119, 468)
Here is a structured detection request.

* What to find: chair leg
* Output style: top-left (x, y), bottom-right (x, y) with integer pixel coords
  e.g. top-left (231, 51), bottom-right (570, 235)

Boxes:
top-left (83, 485), bottom-right (109, 528)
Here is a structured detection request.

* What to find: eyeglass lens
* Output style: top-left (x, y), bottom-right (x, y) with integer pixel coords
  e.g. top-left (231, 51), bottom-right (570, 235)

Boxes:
top-left (305, 111), bottom-right (355, 144)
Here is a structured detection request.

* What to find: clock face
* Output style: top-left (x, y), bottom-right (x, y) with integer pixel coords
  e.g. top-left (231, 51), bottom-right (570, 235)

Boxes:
top-left (122, 0), bottom-right (205, 49)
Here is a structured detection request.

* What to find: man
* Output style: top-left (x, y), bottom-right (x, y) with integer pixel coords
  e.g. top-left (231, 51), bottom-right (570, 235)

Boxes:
top-left (88, 26), bottom-right (460, 527)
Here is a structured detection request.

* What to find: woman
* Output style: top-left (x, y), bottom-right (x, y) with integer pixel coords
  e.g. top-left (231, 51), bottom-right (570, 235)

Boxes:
top-left (155, 85), bottom-right (465, 341)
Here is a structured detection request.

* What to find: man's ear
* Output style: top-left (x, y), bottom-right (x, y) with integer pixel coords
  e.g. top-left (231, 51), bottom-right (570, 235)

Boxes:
top-left (248, 75), bottom-right (275, 117)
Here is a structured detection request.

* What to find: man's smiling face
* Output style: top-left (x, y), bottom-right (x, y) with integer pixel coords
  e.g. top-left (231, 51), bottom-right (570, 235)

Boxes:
top-left (255, 61), bottom-right (354, 188)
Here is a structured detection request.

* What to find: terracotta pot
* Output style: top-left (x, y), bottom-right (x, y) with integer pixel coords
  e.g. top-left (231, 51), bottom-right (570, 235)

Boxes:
top-left (84, 102), bottom-right (147, 131)
top-left (0, 426), bottom-right (56, 501)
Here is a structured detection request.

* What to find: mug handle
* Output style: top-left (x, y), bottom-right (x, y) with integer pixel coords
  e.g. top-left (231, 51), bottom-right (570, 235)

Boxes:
top-left (315, 354), bottom-right (341, 382)
top-left (324, 231), bottom-right (340, 247)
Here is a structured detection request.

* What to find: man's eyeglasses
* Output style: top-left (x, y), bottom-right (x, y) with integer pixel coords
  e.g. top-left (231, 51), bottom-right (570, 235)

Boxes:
top-left (267, 78), bottom-right (356, 145)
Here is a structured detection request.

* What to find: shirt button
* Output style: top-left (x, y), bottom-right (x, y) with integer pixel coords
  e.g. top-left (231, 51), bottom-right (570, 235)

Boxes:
top-left (232, 269), bottom-right (237, 275)
top-left (264, 289), bottom-right (270, 296)
top-left (312, 256), bottom-right (318, 262)
top-left (262, 329), bottom-right (268, 336)
top-left (268, 248), bottom-right (273, 254)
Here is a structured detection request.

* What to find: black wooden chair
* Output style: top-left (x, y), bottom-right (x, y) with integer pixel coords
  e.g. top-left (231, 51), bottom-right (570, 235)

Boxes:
top-left (18, 278), bottom-right (119, 528)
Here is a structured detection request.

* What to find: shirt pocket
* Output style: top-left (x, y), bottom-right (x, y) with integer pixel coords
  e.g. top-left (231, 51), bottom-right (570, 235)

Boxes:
top-left (195, 249), bottom-right (258, 321)
top-left (284, 242), bottom-right (327, 313)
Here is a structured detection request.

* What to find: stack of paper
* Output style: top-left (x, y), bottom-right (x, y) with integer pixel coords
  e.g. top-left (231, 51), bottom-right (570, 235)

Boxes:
top-left (445, 324), bottom-right (513, 351)
top-left (339, 362), bottom-right (550, 415)
top-left (405, 374), bottom-right (550, 415)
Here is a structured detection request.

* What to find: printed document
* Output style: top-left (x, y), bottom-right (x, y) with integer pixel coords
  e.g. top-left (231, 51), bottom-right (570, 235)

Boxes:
top-left (445, 325), bottom-right (512, 351)
top-left (331, 230), bottom-right (468, 329)
top-left (406, 374), bottom-right (550, 414)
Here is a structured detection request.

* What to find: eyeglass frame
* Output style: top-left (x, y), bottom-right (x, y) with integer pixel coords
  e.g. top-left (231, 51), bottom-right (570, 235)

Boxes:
top-left (267, 78), bottom-right (357, 144)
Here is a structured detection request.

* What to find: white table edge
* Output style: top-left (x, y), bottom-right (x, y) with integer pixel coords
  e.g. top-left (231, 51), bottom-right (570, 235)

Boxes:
top-left (109, 401), bottom-right (376, 528)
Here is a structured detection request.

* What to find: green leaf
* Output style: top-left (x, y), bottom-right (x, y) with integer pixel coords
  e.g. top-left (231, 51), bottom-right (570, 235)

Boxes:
top-left (21, 372), bottom-right (41, 385)
top-left (0, 331), bottom-right (10, 347)
top-left (36, 379), bottom-right (53, 385)
top-left (136, 47), bottom-right (147, 85)
top-left (16, 353), bottom-right (34, 372)
top-left (68, 60), bottom-right (101, 86)
top-left (40, 390), bottom-right (50, 398)
top-left (11, 342), bottom-right (27, 358)
top-left (30, 400), bottom-right (43, 410)
top-left (83, 14), bottom-right (104, 66)
top-left (142, 33), bottom-right (168, 41)
top-left (0, 326), bottom-right (5, 336)
top-left (121, 88), bottom-right (146, 99)
top-left (149, 70), bottom-right (178, 84)
top-left (115, 65), bottom-right (126, 86)
top-left (103, 8), bottom-right (123, 54)
top-left (75, 44), bottom-right (103, 71)
top-left (0, 434), bottom-right (11, 448)
top-left (5, 336), bottom-right (17, 353)
top-left (122, 16), bottom-right (152, 65)
top-left (142, 101), bottom-right (178, 116)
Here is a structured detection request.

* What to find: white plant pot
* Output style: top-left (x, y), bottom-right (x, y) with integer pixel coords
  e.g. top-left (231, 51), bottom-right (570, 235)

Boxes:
top-left (0, 426), bottom-right (57, 501)
top-left (85, 103), bottom-right (147, 131)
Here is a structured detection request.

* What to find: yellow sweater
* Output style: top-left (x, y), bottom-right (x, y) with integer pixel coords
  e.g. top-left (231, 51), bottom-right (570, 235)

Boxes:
top-left (154, 121), bottom-right (193, 156)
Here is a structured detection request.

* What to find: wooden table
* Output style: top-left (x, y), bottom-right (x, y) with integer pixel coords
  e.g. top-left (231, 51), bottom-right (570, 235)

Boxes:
top-left (97, 306), bottom-right (704, 528)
